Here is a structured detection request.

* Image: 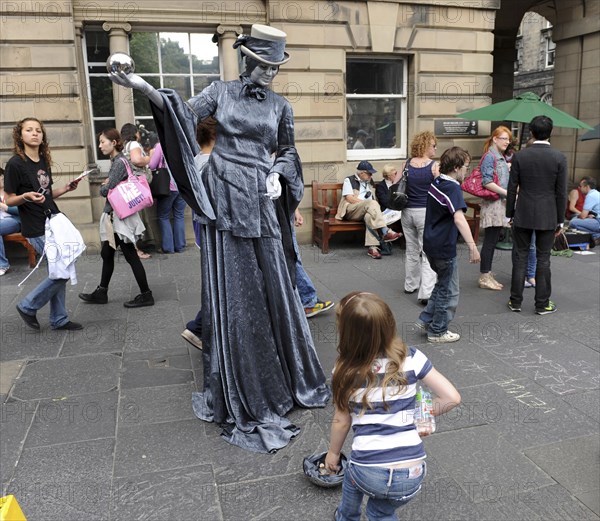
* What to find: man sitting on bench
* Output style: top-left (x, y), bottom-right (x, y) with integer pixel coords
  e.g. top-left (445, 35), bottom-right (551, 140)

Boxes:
top-left (335, 161), bottom-right (401, 259)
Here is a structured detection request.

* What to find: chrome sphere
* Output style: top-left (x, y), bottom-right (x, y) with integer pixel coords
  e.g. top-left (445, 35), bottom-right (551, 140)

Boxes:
top-left (106, 53), bottom-right (135, 75)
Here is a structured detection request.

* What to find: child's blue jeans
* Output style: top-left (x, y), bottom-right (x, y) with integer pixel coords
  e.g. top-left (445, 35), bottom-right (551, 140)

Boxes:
top-left (336, 461), bottom-right (426, 520)
top-left (418, 256), bottom-right (459, 336)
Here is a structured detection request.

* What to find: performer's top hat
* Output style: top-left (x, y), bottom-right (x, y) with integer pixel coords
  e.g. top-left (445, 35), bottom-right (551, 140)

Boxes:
top-left (233, 24), bottom-right (290, 66)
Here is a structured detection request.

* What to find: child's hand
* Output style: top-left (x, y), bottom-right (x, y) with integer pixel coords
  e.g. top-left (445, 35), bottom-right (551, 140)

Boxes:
top-left (469, 245), bottom-right (481, 264)
top-left (324, 451), bottom-right (340, 473)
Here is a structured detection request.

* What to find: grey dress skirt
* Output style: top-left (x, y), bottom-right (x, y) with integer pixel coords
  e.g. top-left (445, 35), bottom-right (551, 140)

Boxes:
top-left (150, 77), bottom-right (330, 453)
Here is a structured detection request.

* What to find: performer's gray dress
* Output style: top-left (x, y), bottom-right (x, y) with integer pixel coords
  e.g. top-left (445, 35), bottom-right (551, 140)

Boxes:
top-left (151, 77), bottom-right (330, 453)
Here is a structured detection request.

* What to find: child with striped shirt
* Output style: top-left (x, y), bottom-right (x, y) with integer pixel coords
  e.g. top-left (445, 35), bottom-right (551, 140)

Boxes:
top-left (325, 292), bottom-right (461, 520)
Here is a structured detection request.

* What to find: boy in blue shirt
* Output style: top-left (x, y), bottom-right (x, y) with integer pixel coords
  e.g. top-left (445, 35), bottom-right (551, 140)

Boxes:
top-left (416, 147), bottom-right (480, 343)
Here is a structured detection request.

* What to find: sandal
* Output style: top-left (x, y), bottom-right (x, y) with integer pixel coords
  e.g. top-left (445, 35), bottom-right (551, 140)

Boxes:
top-left (136, 249), bottom-right (151, 259)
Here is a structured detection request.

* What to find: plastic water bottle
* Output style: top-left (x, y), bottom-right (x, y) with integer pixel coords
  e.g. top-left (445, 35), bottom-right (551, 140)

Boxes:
top-left (415, 385), bottom-right (436, 436)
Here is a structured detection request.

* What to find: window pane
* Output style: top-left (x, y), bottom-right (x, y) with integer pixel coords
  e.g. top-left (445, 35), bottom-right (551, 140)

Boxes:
top-left (85, 30), bottom-right (110, 63)
top-left (191, 34), bottom-right (219, 74)
top-left (90, 76), bottom-right (115, 118)
top-left (130, 32), bottom-right (159, 73)
top-left (193, 75), bottom-right (220, 96)
top-left (347, 98), bottom-right (401, 150)
top-left (347, 59), bottom-right (403, 95)
top-left (163, 76), bottom-right (191, 100)
top-left (94, 120), bottom-right (116, 160)
top-left (160, 33), bottom-right (191, 74)
top-left (133, 77), bottom-right (160, 116)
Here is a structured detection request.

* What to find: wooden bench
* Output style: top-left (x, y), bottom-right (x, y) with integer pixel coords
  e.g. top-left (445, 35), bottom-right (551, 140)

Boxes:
top-left (312, 181), bottom-right (365, 254)
top-left (4, 233), bottom-right (37, 268)
top-left (465, 201), bottom-right (481, 244)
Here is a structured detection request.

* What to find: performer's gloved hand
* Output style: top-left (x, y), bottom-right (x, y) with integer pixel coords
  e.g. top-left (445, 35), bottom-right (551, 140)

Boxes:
top-left (109, 71), bottom-right (154, 95)
top-left (109, 71), bottom-right (163, 108)
top-left (266, 172), bottom-right (282, 200)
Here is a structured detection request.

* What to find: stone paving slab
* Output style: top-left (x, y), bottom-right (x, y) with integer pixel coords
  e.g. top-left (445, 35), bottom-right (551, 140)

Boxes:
top-left (24, 390), bottom-right (118, 449)
top-left (423, 425), bottom-right (555, 503)
top-left (519, 483), bottom-right (600, 520)
top-left (110, 465), bottom-right (220, 521)
top-left (113, 419), bottom-right (206, 478)
top-left (218, 472), bottom-right (341, 521)
top-left (0, 360), bottom-right (24, 394)
top-left (418, 341), bottom-right (526, 389)
top-left (119, 352), bottom-right (194, 389)
top-left (59, 319), bottom-right (128, 357)
top-left (561, 389), bottom-right (600, 422)
top-left (118, 383), bottom-right (196, 426)
top-left (457, 380), bottom-right (599, 451)
top-left (0, 396), bottom-right (34, 487)
top-left (4, 438), bottom-right (114, 521)
top-left (1, 321), bottom-right (64, 362)
top-left (11, 354), bottom-right (121, 400)
top-left (524, 435), bottom-right (600, 515)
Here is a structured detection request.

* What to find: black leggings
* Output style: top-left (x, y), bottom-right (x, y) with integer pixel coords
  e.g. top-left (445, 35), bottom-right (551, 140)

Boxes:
top-left (100, 236), bottom-right (150, 293)
top-left (480, 226), bottom-right (503, 273)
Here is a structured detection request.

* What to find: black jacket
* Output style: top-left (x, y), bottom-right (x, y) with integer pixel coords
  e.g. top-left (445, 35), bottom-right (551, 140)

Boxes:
top-left (506, 143), bottom-right (567, 230)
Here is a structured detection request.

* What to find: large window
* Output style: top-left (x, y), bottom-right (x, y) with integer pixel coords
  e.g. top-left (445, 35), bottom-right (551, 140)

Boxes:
top-left (346, 57), bottom-right (407, 160)
top-left (84, 29), bottom-right (219, 161)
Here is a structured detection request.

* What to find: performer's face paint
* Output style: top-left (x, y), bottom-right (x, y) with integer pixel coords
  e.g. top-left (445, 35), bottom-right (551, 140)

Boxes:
top-left (250, 64), bottom-right (279, 87)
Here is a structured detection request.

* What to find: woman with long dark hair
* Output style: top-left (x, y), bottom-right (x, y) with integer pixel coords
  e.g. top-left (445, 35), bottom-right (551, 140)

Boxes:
top-left (78, 128), bottom-right (154, 308)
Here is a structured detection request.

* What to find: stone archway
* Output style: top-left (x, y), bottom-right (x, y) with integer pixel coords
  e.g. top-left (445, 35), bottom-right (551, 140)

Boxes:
top-left (492, 0), bottom-right (599, 180)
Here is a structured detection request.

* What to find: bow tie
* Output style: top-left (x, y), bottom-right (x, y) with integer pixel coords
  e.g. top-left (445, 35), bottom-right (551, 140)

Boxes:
top-left (240, 76), bottom-right (267, 101)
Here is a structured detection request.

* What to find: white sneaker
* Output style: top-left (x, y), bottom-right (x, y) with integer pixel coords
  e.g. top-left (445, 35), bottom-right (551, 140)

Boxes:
top-left (428, 331), bottom-right (460, 343)
top-left (0, 267), bottom-right (8, 276)
top-left (181, 329), bottom-right (202, 350)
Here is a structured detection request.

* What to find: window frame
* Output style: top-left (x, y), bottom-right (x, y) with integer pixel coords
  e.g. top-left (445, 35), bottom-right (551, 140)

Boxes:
top-left (83, 28), bottom-right (219, 166)
top-left (345, 56), bottom-right (408, 161)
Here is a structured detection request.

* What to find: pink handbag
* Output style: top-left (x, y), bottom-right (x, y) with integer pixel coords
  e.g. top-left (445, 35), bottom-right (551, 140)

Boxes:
top-left (461, 152), bottom-right (500, 201)
top-left (107, 157), bottom-right (154, 219)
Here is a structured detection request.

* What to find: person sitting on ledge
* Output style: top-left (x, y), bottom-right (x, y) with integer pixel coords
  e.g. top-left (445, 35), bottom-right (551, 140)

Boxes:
top-left (335, 161), bottom-right (401, 259)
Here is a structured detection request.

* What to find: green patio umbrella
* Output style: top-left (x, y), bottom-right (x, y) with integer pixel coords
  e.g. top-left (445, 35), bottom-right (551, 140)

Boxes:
top-left (456, 92), bottom-right (594, 130)
top-left (579, 123), bottom-right (600, 141)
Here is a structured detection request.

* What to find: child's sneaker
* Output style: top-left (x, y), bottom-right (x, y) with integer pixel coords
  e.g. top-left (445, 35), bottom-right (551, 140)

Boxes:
top-left (414, 321), bottom-right (429, 333)
top-left (507, 300), bottom-right (521, 312)
top-left (428, 331), bottom-right (461, 343)
top-left (305, 300), bottom-right (334, 318)
top-left (535, 301), bottom-right (557, 315)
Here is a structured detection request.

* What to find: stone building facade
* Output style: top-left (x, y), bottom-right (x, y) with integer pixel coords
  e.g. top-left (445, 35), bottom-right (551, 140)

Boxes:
top-left (1, 1), bottom-right (597, 243)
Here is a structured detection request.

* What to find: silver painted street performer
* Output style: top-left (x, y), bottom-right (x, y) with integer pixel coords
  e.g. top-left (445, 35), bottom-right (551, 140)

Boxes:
top-left (109, 24), bottom-right (330, 453)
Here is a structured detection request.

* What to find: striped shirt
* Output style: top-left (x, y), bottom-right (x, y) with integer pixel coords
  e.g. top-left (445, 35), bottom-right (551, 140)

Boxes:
top-left (349, 347), bottom-right (433, 467)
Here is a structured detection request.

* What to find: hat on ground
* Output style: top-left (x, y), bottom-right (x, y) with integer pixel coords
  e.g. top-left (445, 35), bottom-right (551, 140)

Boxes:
top-left (357, 160), bottom-right (377, 174)
top-left (303, 451), bottom-right (348, 488)
top-left (233, 24), bottom-right (290, 66)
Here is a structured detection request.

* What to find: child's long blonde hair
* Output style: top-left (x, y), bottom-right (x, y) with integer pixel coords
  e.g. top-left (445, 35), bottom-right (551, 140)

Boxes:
top-left (332, 292), bottom-right (408, 414)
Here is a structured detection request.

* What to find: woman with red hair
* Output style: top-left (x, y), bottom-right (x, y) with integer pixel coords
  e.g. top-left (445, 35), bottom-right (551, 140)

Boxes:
top-left (478, 126), bottom-right (513, 290)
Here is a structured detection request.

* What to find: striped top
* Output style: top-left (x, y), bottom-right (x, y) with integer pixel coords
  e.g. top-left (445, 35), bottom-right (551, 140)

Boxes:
top-left (349, 347), bottom-right (433, 467)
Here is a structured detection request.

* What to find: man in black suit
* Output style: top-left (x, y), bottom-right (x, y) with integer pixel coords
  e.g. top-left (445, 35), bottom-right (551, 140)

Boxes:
top-left (506, 116), bottom-right (567, 315)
